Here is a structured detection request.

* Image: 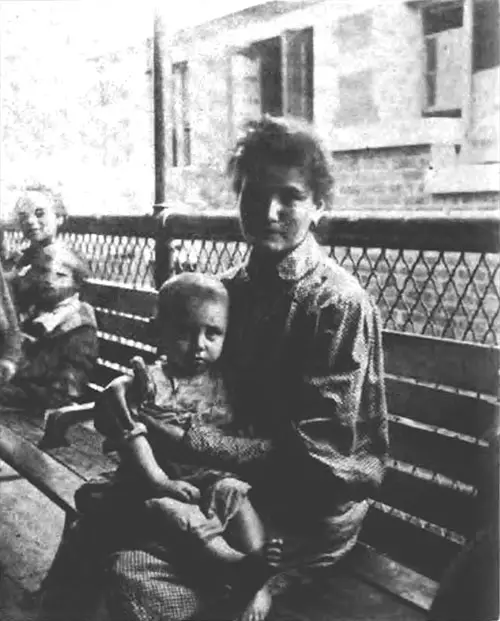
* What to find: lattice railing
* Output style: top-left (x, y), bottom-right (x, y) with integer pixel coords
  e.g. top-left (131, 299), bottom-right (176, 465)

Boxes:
top-left (158, 212), bottom-right (500, 346)
top-left (2, 212), bottom-right (499, 344)
top-left (2, 216), bottom-right (157, 289)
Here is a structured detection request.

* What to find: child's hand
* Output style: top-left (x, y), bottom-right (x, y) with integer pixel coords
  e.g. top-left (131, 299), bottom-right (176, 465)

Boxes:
top-left (168, 480), bottom-right (201, 503)
top-left (152, 479), bottom-right (201, 503)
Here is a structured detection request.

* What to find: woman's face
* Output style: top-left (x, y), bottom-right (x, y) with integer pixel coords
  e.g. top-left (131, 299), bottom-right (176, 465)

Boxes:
top-left (237, 165), bottom-right (321, 256)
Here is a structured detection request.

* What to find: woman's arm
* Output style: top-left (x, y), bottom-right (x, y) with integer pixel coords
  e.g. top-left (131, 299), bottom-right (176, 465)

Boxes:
top-left (294, 294), bottom-right (389, 495)
top-left (179, 293), bottom-right (388, 496)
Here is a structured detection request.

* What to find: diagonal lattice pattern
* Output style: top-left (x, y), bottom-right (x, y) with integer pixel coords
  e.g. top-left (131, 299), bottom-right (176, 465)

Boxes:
top-left (171, 239), bottom-right (250, 275)
top-left (330, 247), bottom-right (500, 345)
top-left (3, 228), bottom-right (498, 345)
top-left (61, 232), bottom-right (156, 287)
top-left (170, 239), bottom-right (499, 345)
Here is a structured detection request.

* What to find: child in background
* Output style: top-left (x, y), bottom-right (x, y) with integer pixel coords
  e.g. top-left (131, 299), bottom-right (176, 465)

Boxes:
top-left (84, 272), bottom-right (281, 621)
top-left (0, 243), bottom-right (98, 411)
top-left (3, 184), bottom-right (68, 317)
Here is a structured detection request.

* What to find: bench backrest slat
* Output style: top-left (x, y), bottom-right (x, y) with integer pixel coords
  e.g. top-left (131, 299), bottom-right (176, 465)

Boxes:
top-left (96, 310), bottom-right (155, 347)
top-left (376, 468), bottom-right (477, 538)
top-left (384, 330), bottom-right (499, 396)
top-left (386, 377), bottom-right (499, 439)
top-left (83, 280), bottom-right (157, 318)
top-left (98, 337), bottom-right (157, 371)
top-left (389, 417), bottom-right (488, 487)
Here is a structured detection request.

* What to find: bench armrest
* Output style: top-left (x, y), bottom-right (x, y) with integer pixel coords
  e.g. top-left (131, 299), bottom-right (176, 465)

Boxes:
top-left (39, 402), bottom-right (96, 449)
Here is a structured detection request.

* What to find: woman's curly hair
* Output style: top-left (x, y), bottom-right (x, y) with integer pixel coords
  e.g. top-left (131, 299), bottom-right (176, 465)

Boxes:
top-left (227, 115), bottom-right (335, 208)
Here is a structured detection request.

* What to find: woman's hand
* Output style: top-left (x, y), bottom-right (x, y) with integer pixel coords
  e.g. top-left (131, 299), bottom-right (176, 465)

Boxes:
top-left (137, 415), bottom-right (187, 444)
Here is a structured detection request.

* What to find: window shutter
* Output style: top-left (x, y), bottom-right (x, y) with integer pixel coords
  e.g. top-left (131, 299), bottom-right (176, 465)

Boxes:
top-left (283, 27), bottom-right (313, 121)
top-left (172, 62), bottom-right (190, 166)
top-left (230, 51), bottom-right (261, 134)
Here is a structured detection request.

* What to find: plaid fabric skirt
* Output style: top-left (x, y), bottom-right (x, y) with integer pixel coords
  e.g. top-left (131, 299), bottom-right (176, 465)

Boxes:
top-left (40, 469), bottom-right (369, 621)
top-left (105, 498), bottom-right (369, 621)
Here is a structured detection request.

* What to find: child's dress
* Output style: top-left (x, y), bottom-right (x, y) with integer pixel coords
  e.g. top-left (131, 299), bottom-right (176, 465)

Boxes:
top-left (0, 294), bottom-right (98, 410)
top-left (77, 357), bottom-right (251, 551)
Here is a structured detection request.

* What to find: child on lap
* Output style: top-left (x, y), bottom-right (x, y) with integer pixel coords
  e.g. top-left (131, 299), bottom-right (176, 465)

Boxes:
top-left (85, 272), bottom-right (280, 621)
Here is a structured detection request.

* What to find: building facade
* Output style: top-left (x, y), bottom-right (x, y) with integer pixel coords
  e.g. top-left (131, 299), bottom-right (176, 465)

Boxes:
top-left (163, 0), bottom-right (499, 216)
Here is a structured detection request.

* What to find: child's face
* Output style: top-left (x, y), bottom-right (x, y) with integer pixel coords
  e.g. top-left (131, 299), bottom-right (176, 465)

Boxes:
top-left (160, 297), bottom-right (228, 376)
top-left (28, 254), bottom-right (77, 310)
top-left (16, 192), bottom-right (60, 245)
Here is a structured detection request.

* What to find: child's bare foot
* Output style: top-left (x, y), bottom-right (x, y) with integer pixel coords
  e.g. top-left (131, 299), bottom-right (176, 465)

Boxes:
top-left (241, 583), bottom-right (272, 621)
top-left (229, 538), bottom-right (284, 608)
top-left (264, 538), bottom-right (283, 570)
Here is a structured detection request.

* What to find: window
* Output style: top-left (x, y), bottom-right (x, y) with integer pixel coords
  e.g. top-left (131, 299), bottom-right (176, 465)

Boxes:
top-left (231, 28), bottom-right (313, 131)
top-left (171, 62), bottom-right (190, 167)
top-left (423, 2), bottom-right (464, 116)
top-left (473, 0), bottom-right (499, 71)
top-left (422, 0), bottom-right (499, 118)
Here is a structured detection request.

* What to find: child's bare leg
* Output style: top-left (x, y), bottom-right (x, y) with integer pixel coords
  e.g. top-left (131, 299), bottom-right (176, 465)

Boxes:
top-left (226, 496), bottom-right (265, 554)
top-left (146, 496), bottom-right (246, 564)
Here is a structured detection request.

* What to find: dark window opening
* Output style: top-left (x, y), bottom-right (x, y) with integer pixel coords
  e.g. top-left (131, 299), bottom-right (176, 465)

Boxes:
top-left (473, 0), bottom-right (499, 71)
top-left (252, 37), bottom-right (282, 116)
top-left (422, 2), bottom-right (463, 117)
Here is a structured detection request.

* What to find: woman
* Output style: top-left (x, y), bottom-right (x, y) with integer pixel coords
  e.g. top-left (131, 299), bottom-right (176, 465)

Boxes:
top-left (40, 116), bottom-right (388, 621)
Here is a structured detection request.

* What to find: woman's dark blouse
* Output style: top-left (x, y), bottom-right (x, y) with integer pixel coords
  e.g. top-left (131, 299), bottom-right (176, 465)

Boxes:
top-left (182, 233), bottom-right (389, 513)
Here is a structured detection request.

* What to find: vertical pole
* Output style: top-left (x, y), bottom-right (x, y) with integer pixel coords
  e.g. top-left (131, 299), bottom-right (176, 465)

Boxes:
top-left (153, 9), bottom-right (167, 211)
top-left (152, 9), bottom-right (171, 288)
top-left (281, 32), bottom-right (289, 117)
top-left (462, 0), bottom-right (474, 150)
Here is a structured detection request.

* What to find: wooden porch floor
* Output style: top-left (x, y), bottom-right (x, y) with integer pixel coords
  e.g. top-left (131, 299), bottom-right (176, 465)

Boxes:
top-left (0, 458), bottom-right (65, 620)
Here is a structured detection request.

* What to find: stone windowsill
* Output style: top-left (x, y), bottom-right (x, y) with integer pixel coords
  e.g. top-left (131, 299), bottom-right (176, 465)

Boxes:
top-left (425, 163), bottom-right (500, 194)
top-left (327, 118), bottom-right (464, 152)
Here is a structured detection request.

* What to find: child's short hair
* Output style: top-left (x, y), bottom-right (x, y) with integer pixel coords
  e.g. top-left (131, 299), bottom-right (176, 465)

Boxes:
top-left (227, 115), bottom-right (335, 208)
top-left (35, 243), bottom-right (89, 289)
top-left (158, 272), bottom-right (228, 320)
top-left (14, 184), bottom-right (67, 222)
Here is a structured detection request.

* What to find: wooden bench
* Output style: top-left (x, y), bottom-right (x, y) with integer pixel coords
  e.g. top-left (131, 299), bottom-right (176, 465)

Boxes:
top-left (0, 212), bottom-right (498, 621)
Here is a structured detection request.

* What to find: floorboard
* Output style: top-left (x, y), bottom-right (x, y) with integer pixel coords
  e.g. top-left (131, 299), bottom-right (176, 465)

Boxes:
top-left (269, 569), bottom-right (427, 621)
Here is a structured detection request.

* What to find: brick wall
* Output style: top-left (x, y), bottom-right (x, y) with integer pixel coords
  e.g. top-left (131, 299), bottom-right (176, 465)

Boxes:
top-left (332, 145), bottom-right (499, 217)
